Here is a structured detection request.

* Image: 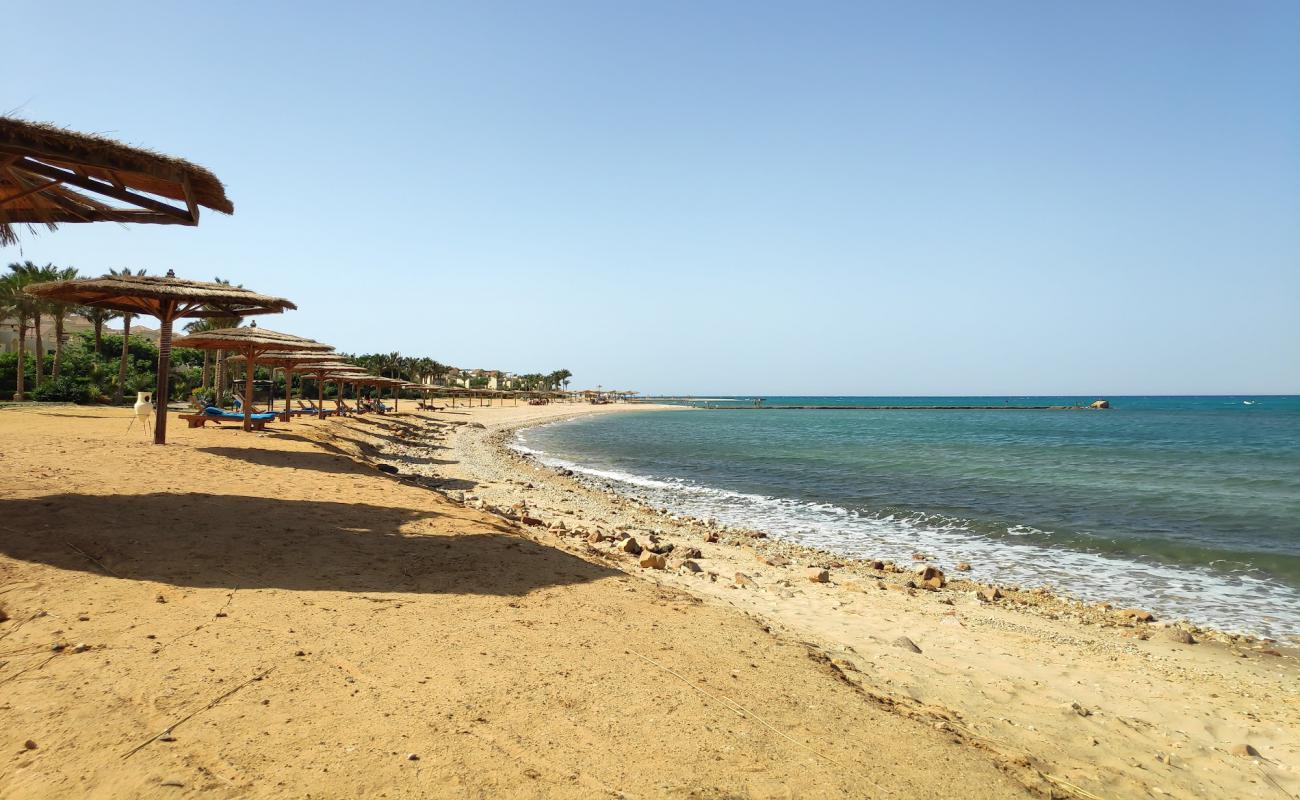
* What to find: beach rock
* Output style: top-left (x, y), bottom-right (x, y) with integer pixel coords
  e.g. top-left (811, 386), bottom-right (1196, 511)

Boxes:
top-left (520, 516), bottom-right (543, 527)
top-left (620, 538), bottom-right (642, 556)
top-left (759, 554), bottom-right (790, 567)
top-left (587, 531), bottom-right (607, 544)
top-left (376, 464), bottom-right (399, 475)
top-left (868, 560), bottom-right (885, 571)
top-left (407, 753), bottom-right (421, 761)
top-left (705, 531), bottom-right (719, 543)
top-left (1090, 400), bottom-right (1111, 409)
top-left (978, 587), bottom-right (1003, 603)
top-left (734, 572), bottom-right (755, 588)
top-left (639, 553), bottom-right (667, 570)
top-left (806, 568), bottom-right (830, 583)
top-left (23, 739), bottom-right (36, 750)
top-left (680, 560), bottom-right (703, 573)
top-left (1121, 609), bottom-right (1156, 623)
top-left (892, 636), bottom-right (922, 654)
top-left (678, 547), bottom-right (703, 559)
top-left (1230, 743), bottom-right (1260, 758)
top-left (1165, 628), bottom-right (1196, 645)
top-left (916, 566), bottom-right (946, 590)
top-left (955, 562), bottom-right (972, 572)
top-left (647, 541), bottom-right (674, 555)
top-left (1066, 701), bottom-right (1091, 717)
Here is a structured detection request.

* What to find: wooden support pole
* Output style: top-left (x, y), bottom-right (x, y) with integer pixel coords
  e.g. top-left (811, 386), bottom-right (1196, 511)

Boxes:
top-left (153, 304), bottom-right (176, 445)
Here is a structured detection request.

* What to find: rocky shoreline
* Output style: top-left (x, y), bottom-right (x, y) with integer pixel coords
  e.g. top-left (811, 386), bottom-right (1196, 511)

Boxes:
top-left (392, 410), bottom-right (1278, 652)
top-left (346, 404), bottom-right (1300, 799)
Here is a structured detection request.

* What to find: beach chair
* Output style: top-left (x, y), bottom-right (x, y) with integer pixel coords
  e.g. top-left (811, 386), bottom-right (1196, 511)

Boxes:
top-left (178, 406), bottom-right (279, 431)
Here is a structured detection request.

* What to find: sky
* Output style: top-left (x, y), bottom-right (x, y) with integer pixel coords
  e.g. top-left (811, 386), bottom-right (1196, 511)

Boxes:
top-left (7, 1), bottom-right (1298, 395)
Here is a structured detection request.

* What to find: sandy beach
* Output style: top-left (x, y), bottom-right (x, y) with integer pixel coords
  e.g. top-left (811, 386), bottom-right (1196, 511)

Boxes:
top-left (2, 402), bottom-right (1297, 799)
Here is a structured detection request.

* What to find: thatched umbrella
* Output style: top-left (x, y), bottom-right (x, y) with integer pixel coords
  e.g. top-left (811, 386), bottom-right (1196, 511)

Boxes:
top-left (26, 271), bottom-right (294, 444)
top-left (173, 324), bottom-right (331, 431)
top-left (226, 351), bottom-right (340, 421)
top-left (1, 117), bottom-right (233, 246)
top-left (290, 362), bottom-right (356, 419)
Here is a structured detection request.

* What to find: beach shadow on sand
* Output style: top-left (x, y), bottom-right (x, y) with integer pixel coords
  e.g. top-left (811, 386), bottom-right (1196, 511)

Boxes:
top-left (0, 492), bottom-right (616, 596)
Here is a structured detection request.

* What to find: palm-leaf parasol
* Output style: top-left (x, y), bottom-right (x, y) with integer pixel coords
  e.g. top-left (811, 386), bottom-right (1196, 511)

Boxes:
top-left (1, 117), bottom-right (233, 246)
top-left (26, 270), bottom-right (294, 443)
top-left (174, 324), bottom-right (330, 431)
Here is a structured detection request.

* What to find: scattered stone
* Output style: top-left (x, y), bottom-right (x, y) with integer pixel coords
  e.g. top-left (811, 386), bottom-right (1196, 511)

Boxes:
top-left (704, 531), bottom-right (719, 543)
top-left (160, 778), bottom-right (185, 788)
top-left (734, 572), bottom-right (755, 588)
top-left (1120, 609), bottom-right (1156, 623)
top-left (915, 566), bottom-right (946, 590)
top-left (677, 547), bottom-right (702, 559)
top-left (892, 636), bottom-right (922, 654)
top-left (587, 531), bottom-right (607, 544)
top-left (955, 562), bottom-right (972, 572)
top-left (806, 568), bottom-right (830, 583)
top-left (520, 516), bottom-right (543, 527)
top-left (77, 615), bottom-right (89, 622)
top-left (1165, 628), bottom-right (1196, 645)
top-left (159, 733), bottom-right (177, 742)
top-left (50, 642), bottom-right (65, 652)
top-left (376, 464), bottom-right (399, 475)
top-left (215, 612), bottom-right (228, 618)
top-left (979, 587), bottom-right (1003, 603)
top-left (407, 753), bottom-right (420, 761)
top-left (619, 538), bottom-right (642, 556)
top-left (646, 541), bottom-right (674, 555)
top-left (868, 560), bottom-right (885, 571)
top-left (23, 740), bottom-right (36, 750)
top-left (1229, 743), bottom-right (1259, 758)
top-left (680, 560), bottom-right (703, 573)
top-left (759, 554), bottom-right (791, 567)
top-left (639, 552), bottom-right (667, 570)
top-left (72, 643), bottom-right (89, 653)
top-left (155, 595), bottom-right (167, 604)
top-left (294, 650), bottom-right (306, 657)
top-left (1066, 702), bottom-right (1091, 717)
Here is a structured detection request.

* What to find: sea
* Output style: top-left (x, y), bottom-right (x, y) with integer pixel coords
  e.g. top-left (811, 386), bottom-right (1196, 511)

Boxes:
top-left (513, 396), bottom-right (1300, 640)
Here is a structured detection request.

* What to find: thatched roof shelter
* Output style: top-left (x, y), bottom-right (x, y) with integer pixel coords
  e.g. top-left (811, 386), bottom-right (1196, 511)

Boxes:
top-left (25, 270), bottom-right (295, 444)
top-left (174, 323), bottom-right (331, 431)
top-left (226, 351), bottom-right (343, 417)
top-left (1, 117), bottom-right (233, 246)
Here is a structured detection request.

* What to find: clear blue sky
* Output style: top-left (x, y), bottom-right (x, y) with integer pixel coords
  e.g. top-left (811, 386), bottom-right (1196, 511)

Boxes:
top-left (9, 1), bottom-right (1298, 394)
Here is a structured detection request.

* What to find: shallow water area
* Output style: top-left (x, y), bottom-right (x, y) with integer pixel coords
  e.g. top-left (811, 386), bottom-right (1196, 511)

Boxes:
top-left (516, 396), bottom-right (1300, 640)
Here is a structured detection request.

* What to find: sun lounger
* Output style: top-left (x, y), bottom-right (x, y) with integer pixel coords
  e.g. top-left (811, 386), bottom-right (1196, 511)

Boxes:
top-left (178, 407), bottom-right (278, 431)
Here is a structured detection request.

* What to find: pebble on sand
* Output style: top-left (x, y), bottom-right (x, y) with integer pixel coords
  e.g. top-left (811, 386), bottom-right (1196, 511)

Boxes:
top-left (892, 636), bottom-right (922, 653)
top-left (806, 568), bottom-right (830, 583)
top-left (639, 552), bottom-right (667, 570)
top-left (1229, 743), bottom-right (1259, 758)
top-left (620, 538), bottom-right (642, 556)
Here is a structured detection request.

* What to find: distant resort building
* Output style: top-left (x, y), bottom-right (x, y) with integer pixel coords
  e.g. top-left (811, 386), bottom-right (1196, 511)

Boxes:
top-left (0, 315), bottom-right (160, 355)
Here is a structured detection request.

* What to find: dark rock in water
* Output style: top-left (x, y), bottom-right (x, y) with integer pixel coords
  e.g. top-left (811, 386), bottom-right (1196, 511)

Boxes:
top-left (892, 636), bottom-right (922, 654)
top-left (1090, 399), bottom-right (1111, 409)
top-left (377, 464), bottom-right (399, 475)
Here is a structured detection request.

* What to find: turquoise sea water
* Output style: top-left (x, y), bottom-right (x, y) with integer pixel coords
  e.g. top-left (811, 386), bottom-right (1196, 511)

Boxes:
top-left (516, 397), bottom-right (1300, 639)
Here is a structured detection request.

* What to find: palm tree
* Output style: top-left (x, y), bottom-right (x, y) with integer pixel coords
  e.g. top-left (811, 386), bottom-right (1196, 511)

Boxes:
top-left (44, 265), bottom-right (80, 380)
top-left (108, 267), bottom-right (147, 404)
top-left (183, 317), bottom-right (221, 396)
top-left (208, 277), bottom-right (245, 407)
top-left (2, 264), bottom-right (40, 400)
top-left (77, 304), bottom-right (119, 357)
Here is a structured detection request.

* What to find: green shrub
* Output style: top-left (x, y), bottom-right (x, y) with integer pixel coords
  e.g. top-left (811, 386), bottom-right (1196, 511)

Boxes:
top-left (32, 375), bottom-right (92, 403)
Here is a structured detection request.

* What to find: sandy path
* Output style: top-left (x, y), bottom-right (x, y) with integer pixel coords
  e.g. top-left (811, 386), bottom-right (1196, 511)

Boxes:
top-left (385, 401), bottom-right (1300, 800)
top-left (0, 404), bottom-right (1031, 799)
